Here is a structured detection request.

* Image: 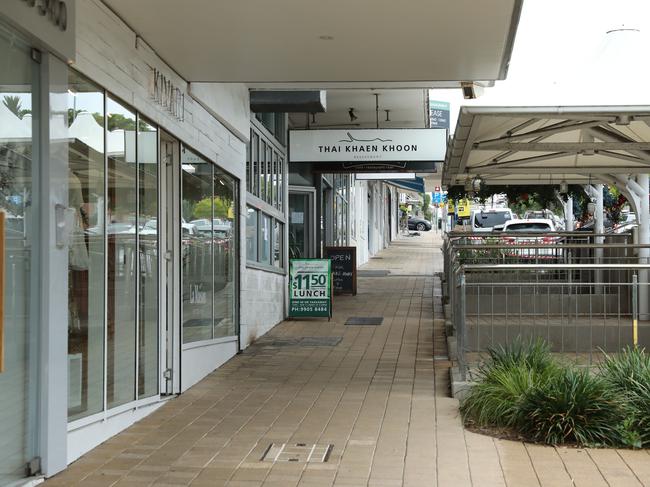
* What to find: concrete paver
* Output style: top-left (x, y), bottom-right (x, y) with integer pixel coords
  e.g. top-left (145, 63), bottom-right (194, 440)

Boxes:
top-left (45, 231), bottom-right (649, 487)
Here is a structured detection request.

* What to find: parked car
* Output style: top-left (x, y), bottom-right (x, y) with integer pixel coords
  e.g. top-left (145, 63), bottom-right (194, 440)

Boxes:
top-left (501, 218), bottom-right (558, 259)
top-left (407, 216), bottom-right (431, 231)
top-left (470, 208), bottom-right (515, 232)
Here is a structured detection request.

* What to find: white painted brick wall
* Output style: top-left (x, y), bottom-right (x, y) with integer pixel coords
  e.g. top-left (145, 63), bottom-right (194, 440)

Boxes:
top-left (240, 269), bottom-right (286, 348)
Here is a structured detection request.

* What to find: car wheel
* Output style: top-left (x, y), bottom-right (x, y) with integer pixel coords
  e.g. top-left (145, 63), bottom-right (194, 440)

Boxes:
top-left (416, 223), bottom-right (426, 231)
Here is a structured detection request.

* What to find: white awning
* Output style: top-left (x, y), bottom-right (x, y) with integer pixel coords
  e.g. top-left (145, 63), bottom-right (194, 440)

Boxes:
top-left (443, 106), bottom-right (650, 187)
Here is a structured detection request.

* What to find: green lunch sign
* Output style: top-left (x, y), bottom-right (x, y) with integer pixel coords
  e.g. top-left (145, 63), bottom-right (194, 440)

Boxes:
top-left (289, 259), bottom-right (332, 318)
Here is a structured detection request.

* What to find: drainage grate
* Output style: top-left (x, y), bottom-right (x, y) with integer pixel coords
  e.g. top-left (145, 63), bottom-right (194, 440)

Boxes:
top-left (300, 336), bottom-right (342, 347)
top-left (358, 269), bottom-right (390, 277)
top-left (261, 443), bottom-right (333, 463)
top-left (345, 317), bottom-right (384, 326)
top-left (256, 337), bottom-right (342, 347)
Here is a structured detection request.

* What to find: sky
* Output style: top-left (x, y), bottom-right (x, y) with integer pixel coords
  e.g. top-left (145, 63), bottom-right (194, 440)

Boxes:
top-left (429, 0), bottom-right (650, 132)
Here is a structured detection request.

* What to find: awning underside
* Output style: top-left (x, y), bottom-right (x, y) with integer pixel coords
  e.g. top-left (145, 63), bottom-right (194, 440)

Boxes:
top-left (443, 106), bottom-right (650, 187)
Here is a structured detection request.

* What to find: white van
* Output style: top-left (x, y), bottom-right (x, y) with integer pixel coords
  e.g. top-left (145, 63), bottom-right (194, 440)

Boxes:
top-left (470, 208), bottom-right (515, 232)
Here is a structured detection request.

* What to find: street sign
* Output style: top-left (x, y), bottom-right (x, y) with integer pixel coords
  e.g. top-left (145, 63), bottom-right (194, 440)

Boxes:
top-left (289, 259), bottom-right (332, 318)
top-left (457, 198), bottom-right (471, 218)
top-left (433, 192), bottom-right (441, 204)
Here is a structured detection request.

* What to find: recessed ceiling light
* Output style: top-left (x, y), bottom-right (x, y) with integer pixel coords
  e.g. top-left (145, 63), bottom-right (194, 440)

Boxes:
top-left (319, 35), bottom-right (334, 41)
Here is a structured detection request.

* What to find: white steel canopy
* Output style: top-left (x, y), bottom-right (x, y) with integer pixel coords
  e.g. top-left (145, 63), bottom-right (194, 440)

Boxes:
top-left (443, 106), bottom-right (650, 187)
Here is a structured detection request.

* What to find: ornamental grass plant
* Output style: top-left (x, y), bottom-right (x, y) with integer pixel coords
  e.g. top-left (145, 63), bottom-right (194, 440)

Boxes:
top-left (460, 341), bottom-right (650, 448)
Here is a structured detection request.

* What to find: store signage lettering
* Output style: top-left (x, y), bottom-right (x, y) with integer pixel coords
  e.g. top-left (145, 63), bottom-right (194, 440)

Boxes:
top-left (150, 68), bottom-right (185, 121)
top-left (289, 128), bottom-right (446, 163)
top-left (289, 259), bottom-right (332, 318)
top-left (20, 0), bottom-right (68, 31)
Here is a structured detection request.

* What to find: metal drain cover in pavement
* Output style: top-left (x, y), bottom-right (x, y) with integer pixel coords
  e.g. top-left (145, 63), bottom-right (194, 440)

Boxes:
top-left (300, 336), bottom-right (342, 347)
top-left (357, 269), bottom-right (390, 277)
top-left (345, 317), bottom-right (384, 326)
top-left (257, 337), bottom-right (342, 347)
top-left (261, 443), bottom-right (333, 463)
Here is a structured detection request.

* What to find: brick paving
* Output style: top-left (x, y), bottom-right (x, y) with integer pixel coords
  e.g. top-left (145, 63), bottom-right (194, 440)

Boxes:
top-left (45, 232), bottom-right (650, 486)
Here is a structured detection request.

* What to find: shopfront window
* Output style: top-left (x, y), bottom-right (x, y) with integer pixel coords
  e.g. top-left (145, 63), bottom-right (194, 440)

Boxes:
top-left (0, 21), bottom-right (39, 484)
top-left (181, 147), bottom-right (238, 344)
top-left (246, 119), bottom-right (286, 270)
top-left (66, 71), bottom-right (160, 420)
top-left (67, 71), bottom-right (105, 421)
top-left (137, 117), bottom-right (158, 399)
top-left (106, 96), bottom-right (137, 408)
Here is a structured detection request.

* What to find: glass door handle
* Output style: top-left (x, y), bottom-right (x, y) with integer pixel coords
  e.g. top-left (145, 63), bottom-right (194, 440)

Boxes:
top-left (0, 211), bottom-right (4, 373)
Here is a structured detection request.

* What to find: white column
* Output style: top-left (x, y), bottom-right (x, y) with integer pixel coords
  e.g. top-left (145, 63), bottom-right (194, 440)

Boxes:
top-left (594, 184), bottom-right (604, 293)
top-left (565, 197), bottom-right (574, 231)
top-left (637, 174), bottom-right (650, 320)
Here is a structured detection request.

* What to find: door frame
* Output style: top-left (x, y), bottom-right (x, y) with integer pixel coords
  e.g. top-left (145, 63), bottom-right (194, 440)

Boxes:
top-left (159, 130), bottom-right (181, 395)
top-left (288, 186), bottom-right (317, 259)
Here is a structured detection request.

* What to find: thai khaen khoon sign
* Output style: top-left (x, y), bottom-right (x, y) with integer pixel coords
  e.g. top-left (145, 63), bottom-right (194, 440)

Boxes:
top-left (289, 128), bottom-right (445, 173)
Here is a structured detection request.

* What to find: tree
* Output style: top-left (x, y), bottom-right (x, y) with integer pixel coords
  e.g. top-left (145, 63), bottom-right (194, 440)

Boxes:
top-left (193, 197), bottom-right (231, 220)
top-left (3, 95), bottom-right (31, 119)
top-left (420, 193), bottom-right (433, 221)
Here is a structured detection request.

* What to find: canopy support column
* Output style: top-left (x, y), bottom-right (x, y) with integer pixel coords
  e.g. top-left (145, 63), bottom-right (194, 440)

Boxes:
top-left (636, 174), bottom-right (650, 321)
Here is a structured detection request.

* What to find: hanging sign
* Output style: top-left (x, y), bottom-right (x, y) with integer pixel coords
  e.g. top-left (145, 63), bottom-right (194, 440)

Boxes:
top-left (457, 198), bottom-right (471, 218)
top-left (430, 101), bottom-right (451, 129)
top-left (324, 246), bottom-right (357, 295)
top-left (447, 200), bottom-right (455, 215)
top-left (289, 259), bottom-right (332, 318)
top-left (289, 129), bottom-right (446, 170)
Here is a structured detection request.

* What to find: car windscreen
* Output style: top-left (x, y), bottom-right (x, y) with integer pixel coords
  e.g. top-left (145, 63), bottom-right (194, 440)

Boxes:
top-left (504, 222), bottom-right (551, 232)
top-left (473, 212), bottom-right (511, 228)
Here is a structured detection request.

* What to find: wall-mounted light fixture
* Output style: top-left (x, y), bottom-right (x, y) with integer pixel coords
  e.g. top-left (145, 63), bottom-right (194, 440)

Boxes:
top-left (348, 107), bottom-right (358, 122)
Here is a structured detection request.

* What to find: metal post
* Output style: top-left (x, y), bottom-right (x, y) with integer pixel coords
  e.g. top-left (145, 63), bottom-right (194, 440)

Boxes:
top-left (594, 184), bottom-right (604, 294)
top-left (633, 273), bottom-right (638, 346)
top-left (458, 271), bottom-right (467, 380)
top-left (637, 174), bottom-right (650, 320)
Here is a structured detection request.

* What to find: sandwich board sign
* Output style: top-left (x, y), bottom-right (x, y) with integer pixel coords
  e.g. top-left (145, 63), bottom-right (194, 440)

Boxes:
top-left (289, 259), bottom-right (332, 318)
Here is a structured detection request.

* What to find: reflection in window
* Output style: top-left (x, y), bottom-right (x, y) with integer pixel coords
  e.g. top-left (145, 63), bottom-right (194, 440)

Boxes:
top-left (181, 148), bottom-right (213, 343)
top-left (106, 96), bottom-right (137, 409)
top-left (67, 71), bottom-right (105, 420)
top-left (181, 147), bottom-right (238, 343)
top-left (213, 169), bottom-right (236, 338)
top-left (138, 117), bottom-right (158, 399)
top-left (246, 207), bottom-right (258, 262)
top-left (273, 221), bottom-right (283, 268)
top-left (260, 214), bottom-right (271, 265)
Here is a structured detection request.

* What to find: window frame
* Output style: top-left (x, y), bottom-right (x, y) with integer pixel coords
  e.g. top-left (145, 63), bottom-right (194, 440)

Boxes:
top-left (245, 117), bottom-right (287, 274)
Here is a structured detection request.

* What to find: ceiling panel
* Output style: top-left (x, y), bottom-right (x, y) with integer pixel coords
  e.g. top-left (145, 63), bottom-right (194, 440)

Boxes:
top-left (101, 0), bottom-right (522, 84)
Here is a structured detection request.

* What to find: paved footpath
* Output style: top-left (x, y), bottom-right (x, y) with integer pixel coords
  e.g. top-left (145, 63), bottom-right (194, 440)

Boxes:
top-left (45, 232), bottom-right (650, 486)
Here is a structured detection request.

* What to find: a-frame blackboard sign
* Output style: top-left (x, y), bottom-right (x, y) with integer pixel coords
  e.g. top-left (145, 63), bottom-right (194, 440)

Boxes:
top-left (324, 246), bottom-right (357, 296)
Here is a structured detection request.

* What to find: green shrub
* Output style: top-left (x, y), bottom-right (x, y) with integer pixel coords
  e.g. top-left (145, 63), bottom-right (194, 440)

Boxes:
top-left (599, 346), bottom-right (650, 392)
top-left (518, 368), bottom-right (626, 446)
top-left (484, 337), bottom-right (555, 373)
top-left (461, 362), bottom-right (554, 427)
top-left (599, 347), bottom-right (650, 447)
top-left (461, 338), bottom-right (558, 427)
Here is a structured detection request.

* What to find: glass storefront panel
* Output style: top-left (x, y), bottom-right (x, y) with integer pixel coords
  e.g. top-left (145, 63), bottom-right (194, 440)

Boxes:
top-left (106, 96), bottom-right (137, 408)
top-left (137, 118), bottom-right (158, 398)
top-left (273, 220), bottom-right (283, 268)
top-left (181, 147), bottom-right (214, 343)
top-left (260, 214), bottom-right (271, 265)
top-left (289, 193), bottom-right (308, 259)
top-left (67, 71), bottom-right (105, 421)
top-left (213, 169), bottom-right (236, 338)
top-left (0, 22), bottom-right (38, 484)
top-left (246, 207), bottom-right (258, 262)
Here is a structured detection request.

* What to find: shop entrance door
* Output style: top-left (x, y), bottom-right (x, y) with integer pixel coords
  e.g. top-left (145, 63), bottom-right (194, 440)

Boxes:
top-left (160, 133), bottom-right (181, 394)
top-left (0, 23), bottom-right (39, 484)
top-left (288, 188), bottom-right (315, 259)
